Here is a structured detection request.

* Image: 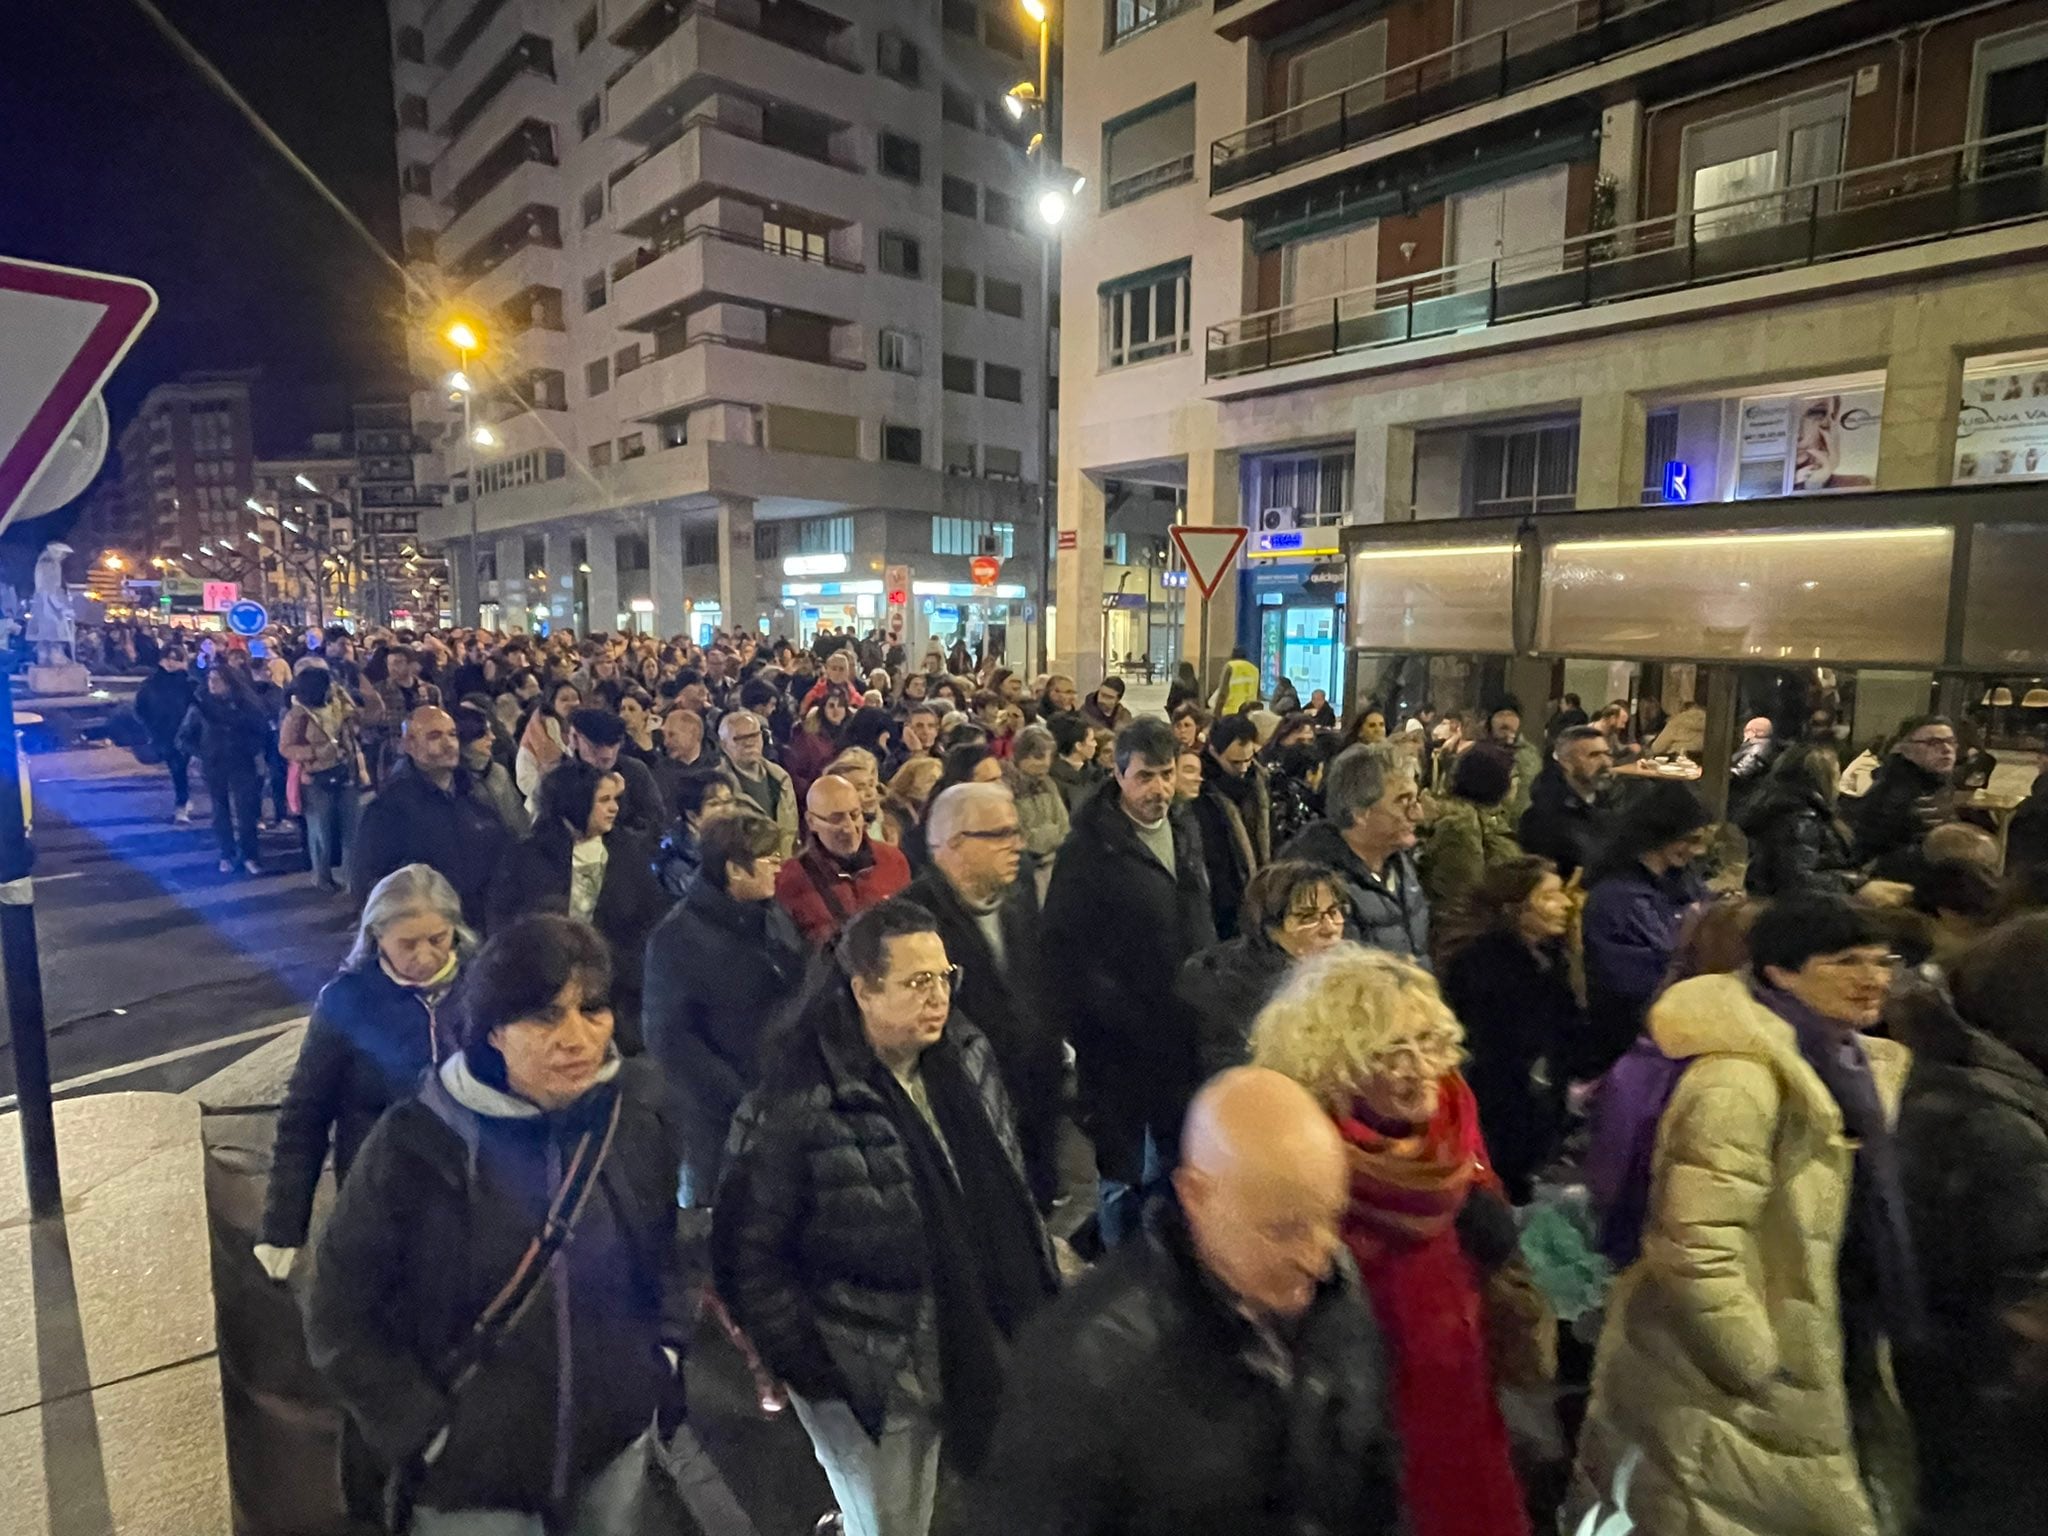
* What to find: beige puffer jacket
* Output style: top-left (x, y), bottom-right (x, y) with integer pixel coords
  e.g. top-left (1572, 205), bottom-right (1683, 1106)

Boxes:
top-left (1570, 973), bottom-right (1909, 1536)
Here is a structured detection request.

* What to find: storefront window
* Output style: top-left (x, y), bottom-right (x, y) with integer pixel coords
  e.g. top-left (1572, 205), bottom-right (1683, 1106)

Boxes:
top-left (1962, 522), bottom-right (2048, 668)
top-left (1955, 352), bottom-right (2048, 484)
top-left (1347, 540), bottom-right (1518, 653)
top-left (1642, 375), bottom-right (1884, 504)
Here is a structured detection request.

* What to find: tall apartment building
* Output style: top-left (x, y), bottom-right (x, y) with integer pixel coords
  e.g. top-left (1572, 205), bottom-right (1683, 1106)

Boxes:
top-left (388, 0), bottom-right (1055, 659)
top-left (113, 370), bottom-right (260, 563)
top-left (1058, 0), bottom-right (2048, 761)
top-left (350, 400), bottom-right (453, 623)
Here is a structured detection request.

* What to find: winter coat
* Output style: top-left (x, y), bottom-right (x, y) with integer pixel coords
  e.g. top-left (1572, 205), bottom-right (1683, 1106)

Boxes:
top-left (1041, 779), bottom-right (1217, 1184)
top-left (1010, 772), bottom-right (1069, 864)
top-left (1571, 974), bottom-right (1909, 1536)
top-left (1517, 761), bottom-right (1612, 881)
top-left (2004, 770), bottom-right (2048, 875)
top-left (261, 963), bottom-right (461, 1247)
top-left (726, 758), bottom-right (799, 856)
top-left (713, 1010), bottom-right (1053, 1438)
top-left (468, 757), bottom-right (530, 837)
top-left (1048, 755), bottom-right (1100, 814)
top-left (279, 700), bottom-right (362, 780)
top-left (1265, 764), bottom-right (1323, 852)
top-left (781, 724), bottom-right (842, 805)
top-left (1893, 980), bottom-right (2048, 1536)
top-left (641, 880), bottom-right (807, 1196)
top-left (1418, 796), bottom-right (1521, 908)
top-left (1175, 932), bottom-right (1295, 1083)
top-left (1501, 733), bottom-right (1546, 824)
top-left (1582, 862), bottom-right (1708, 1079)
top-left (1188, 756), bottom-right (1271, 941)
top-left (1277, 819), bottom-right (1430, 965)
top-left (133, 664), bottom-right (195, 746)
top-left (774, 836), bottom-right (912, 946)
top-left (351, 761), bottom-right (512, 930)
top-left (1740, 780), bottom-right (1859, 897)
top-left (306, 1054), bottom-right (688, 1521)
top-left (1438, 929), bottom-right (1577, 1203)
top-left (972, 1200), bottom-right (1401, 1536)
top-left (175, 690), bottom-right (269, 779)
top-left (1851, 756), bottom-right (1952, 877)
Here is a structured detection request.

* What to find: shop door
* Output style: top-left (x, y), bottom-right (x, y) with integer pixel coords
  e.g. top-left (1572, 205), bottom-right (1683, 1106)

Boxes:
top-left (1281, 606), bottom-right (1340, 703)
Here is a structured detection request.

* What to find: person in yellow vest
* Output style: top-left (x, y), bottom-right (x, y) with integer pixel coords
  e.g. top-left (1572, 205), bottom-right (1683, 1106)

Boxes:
top-left (1212, 647), bottom-right (1262, 718)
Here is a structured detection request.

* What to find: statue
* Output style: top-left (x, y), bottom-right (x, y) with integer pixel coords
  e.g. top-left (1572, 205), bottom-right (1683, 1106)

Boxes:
top-left (25, 542), bottom-right (87, 695)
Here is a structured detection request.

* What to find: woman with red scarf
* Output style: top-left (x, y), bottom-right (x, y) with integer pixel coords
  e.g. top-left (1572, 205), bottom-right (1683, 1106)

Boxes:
top-left (1253, 943), bottom-right (1529, 1536)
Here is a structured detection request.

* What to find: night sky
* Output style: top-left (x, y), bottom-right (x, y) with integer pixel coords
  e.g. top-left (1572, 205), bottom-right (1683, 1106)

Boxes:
top-left (2, 0), bottom-right (406, 550)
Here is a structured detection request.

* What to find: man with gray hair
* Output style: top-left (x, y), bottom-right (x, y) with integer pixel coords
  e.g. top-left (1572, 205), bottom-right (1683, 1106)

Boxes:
top-left (905, 783), bottom-right (1063, 1208)
top-left (1278, 743), bottom-right (1429, 963)
top-left (718, 708), bottom-right (798, 854)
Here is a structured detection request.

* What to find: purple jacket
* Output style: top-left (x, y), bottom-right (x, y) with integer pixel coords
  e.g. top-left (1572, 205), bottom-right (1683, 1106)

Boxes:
top-left (1581, 863), bottom-right (1707, 1076)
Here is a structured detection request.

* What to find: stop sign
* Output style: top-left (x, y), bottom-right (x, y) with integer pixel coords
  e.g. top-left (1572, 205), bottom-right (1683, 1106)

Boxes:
top-left (970, 555), bottom-right (1000, 587)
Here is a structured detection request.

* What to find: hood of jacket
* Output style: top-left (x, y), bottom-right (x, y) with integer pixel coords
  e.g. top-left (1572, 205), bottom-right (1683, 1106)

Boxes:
top-left (1647, 973), bottom-right (1844, 1131)
top-left (434, 1045), bottom-right (623, 1121)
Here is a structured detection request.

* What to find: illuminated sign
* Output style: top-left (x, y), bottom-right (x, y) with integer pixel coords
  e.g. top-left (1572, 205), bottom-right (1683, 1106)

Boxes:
top-left (911, 580), bottom-right (1028, 600)
top-left (783, 553), bottom-right (850, 577)
top-left (1663, 461), bottom-right (1692, 503)
top-left (781, 580), bottom-right (884, 597)
top-left (1250, 528), bottom-right (1340, 558)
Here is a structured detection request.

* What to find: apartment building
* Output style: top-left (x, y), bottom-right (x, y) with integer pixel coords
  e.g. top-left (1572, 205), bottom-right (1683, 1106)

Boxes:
top-left (1058, 0), bottom-right (2048, 761)
top-left (350, 400), bottom-right (454, 625)
top-left (389, 0), bottom-right (1054, 660)
top-left (114, 371), bottom-right (260, 563)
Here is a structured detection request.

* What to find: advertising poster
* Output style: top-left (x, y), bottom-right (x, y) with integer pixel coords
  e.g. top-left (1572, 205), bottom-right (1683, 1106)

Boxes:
top-left (1735, 387), bottom-right (1882, 497)
top-left (1955, 364), bottom-right (2048, 482)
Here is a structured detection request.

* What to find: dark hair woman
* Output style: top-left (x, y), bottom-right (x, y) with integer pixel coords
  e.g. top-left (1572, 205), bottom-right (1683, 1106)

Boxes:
top-left (784, 685), bottom-right (853, 805)
top-left (306, 915), bottom-right (687, 1533)
top-left (175, 661), bottom-right (271, 874)
top-left (1740, 740), bottom-right (1859, 897)
top-left (279, 665), bottom-right (367, 891)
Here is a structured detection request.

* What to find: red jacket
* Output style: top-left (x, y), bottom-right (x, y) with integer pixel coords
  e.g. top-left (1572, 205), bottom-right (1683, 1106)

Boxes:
top-left (774, 837), bottom-right (911, 945)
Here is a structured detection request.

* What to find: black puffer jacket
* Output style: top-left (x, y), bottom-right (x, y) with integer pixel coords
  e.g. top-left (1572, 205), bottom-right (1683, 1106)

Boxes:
top-left (1176, 933), bottom-right (1296, 1083)
top-left (175, 687), bottom-right (270, 778)
top-left (973, 1200), bottom-right (1401, 1536)
top-left (1438, 929), bottom-right (1578, 1203)
top-left (1851, 754), bottom-right (1952, 876)
top-left (1740, 780), bottom-right (1860, 897)
top-left (1893, 970), bottom-right (2048, 1536)
top-left (262, 963), bottom-right (460, 1247)
top-left (1277, 820), bottom-right (1429, 965)
top-left (306, 1054), bottom-right (688, 1521)
top-left (712, 1006), bottom-right (1053, 1438)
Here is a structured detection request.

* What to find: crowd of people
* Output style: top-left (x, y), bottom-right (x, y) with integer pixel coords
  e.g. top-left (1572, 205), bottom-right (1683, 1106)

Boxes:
top-left (162, 614), bottom-right (2048, 1536)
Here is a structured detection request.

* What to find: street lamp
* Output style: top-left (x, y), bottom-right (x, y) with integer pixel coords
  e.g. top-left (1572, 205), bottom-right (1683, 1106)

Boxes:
top-left (293, 473), bottom-right (318, 493)
top-left (1008, 0), bottom-right (1063, 673)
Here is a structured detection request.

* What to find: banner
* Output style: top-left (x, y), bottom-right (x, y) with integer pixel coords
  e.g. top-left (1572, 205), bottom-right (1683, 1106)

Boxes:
top-left (1734, 387), bottom-right (1882, 497)
top-left (1954, 364), bottom-right (2048, 482)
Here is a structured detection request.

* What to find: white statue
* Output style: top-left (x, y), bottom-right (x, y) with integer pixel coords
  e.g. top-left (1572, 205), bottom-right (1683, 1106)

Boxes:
top-left (28, 541), bottom-right (76, 665)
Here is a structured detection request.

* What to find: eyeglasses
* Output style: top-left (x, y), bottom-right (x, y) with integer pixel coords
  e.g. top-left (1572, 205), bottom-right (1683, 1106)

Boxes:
top-left (813, 809), bottom-right (863, 828)
top-left (957, 825), bottom-right (1023, 844)
top-left (1905, 734), bottom-right (1957, 749)
top-left (1813, 951), bottom-right (1902, 975)
top-left (1282, 904), bottom-right (1347, 931)
top-left (1372, 1029), bottom-right (1462, 1076)
top-left (896, 965), bottom-right (963, 998)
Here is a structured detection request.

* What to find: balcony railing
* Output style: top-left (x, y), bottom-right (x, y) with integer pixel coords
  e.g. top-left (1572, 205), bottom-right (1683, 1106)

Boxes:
top-left (608, 110), bottom-right (862, 194)
top-left (1206, 132), bottom-right (2048, 381)
top-left (610, 220), bottom-right (865, 285)
top-left (1105, 153), bottom-right (1197, 209)
top-left (1212, 0), bottom-right (1770, 194)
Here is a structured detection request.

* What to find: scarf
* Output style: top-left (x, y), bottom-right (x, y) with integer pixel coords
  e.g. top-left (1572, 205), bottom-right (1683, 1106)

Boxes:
top-left (872, 1041), bottom-right (1052, 1475)
top-left (1335, 1074), bottom-right (1486, 1258)
top-left (379, 950), bottom-right (462, 1065)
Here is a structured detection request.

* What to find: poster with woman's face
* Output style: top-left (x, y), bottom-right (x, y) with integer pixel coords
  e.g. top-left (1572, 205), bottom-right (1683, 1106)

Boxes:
top-left (1736, 388), bottom-right (1882, 495)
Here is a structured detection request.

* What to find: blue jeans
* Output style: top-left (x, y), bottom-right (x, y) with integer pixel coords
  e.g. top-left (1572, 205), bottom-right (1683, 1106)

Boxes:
top-left (1097, 1128), bottom-right (1167, 1249)
top-left (788, 1394), bottom-right (940, 1536)
top-left (411, 1433), bottom-right (650, 1535)
top-left (301, 775), bottom-right (357, 887)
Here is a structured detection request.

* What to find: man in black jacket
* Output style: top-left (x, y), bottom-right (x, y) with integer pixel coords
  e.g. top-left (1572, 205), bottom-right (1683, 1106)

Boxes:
top-left (974, 1067), bottom-right (1401, 1536)
top-left (904, 781), bottom-right (1062, 1209)
top-left (1042, 717), bottom-right (1217, 1247)
top-left (350, 707), bottom-right (510, 928)
top-left (1517, 724), bottom-right (1615, 881)
top-left (1852, 714), bottom-right (1959, 878)
top-left (566, 707), bottom-right (667, 840)
top-left (133, 644), bottom-right (197, 822)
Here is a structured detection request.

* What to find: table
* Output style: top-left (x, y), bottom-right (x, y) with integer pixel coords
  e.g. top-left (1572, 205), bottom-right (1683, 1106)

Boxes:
top-left (1612, 758), bottom-right (1703, 782)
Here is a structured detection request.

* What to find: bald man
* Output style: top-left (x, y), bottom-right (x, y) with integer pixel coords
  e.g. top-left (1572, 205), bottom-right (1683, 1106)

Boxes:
top-left (775, 774), bottom-right (911, 945)
top-left (349, 705), bottom-right (510, 926)
top-left (975, 1068), bottom-right (1401, 1536)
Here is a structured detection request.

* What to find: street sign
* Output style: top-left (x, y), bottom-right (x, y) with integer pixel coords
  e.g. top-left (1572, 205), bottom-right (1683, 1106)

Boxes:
top-left (969, 554), bottom-right (1001, 587)
top-left (202, 581), bottom-right (240, 612)
top-left (1170, 525), bottom-right (1249, 599)
top-left (0, 257), bottom-right (157, 532)
top-left (225, 599), bottom-right (269, 637)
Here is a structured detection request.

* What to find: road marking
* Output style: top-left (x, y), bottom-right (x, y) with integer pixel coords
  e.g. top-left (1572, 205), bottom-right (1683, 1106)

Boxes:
top-left (35, 871), bottom-right (83, 882)
top-left (0, 1019), bottom-right (304, 1111)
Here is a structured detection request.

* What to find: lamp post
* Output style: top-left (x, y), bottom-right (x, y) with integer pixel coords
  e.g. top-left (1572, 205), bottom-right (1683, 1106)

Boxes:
top-left (444, 319), bottom-right (486, 626)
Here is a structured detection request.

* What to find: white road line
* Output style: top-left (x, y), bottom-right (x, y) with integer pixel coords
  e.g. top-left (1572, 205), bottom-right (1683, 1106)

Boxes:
top-left (0, 1019), bottom-right (304, 1112)
top-left (35, 871), bottom-right (83, 882)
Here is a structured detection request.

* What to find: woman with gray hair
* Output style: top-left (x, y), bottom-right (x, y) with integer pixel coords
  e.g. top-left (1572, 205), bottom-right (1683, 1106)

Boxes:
top-left (254, 862), bottom-right (474, 1281)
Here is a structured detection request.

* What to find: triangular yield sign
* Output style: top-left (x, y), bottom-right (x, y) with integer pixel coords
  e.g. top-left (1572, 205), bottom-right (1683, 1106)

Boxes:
top-left (1170, 525), bottom-right (1249, 599)
top-left (0, 257), bottom-right (158, 532)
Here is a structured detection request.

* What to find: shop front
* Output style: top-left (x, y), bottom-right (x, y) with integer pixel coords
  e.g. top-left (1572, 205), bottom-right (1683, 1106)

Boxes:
top-left (913, 580), bottom-right (1033, 669)
top-left (1242, 560), bottom-right (1347, 707)
top-left (780, 579), bottom-right (882, 647)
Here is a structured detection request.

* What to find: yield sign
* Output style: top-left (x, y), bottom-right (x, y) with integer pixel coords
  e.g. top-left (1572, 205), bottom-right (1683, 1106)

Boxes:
top-left (1170, 525), bottom-right (1249, 599)
top-left (0, 257), bottom-right (158, 531)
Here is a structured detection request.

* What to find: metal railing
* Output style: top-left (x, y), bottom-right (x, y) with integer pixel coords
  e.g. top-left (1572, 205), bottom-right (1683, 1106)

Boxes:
top-left (1212, 0), bottom-right (1764, 193)
top-left (611, 221), bottom-right (865, 287)
top-left (1105, 153), bottom-right (1197, 208)
top-left (1205, 131), bottom-right (2048, 380)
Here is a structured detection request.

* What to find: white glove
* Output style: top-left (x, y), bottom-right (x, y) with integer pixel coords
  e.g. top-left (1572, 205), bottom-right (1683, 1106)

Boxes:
top-left (662, 1345), bottom-right (680, 1373)
top-left (252, 1243), bottom-right (297, 1282)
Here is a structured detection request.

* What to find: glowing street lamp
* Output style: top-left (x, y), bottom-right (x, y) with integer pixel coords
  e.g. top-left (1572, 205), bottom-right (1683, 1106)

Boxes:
top-left (471, 425), bottom-right (499, 448)
top-left (444, 319), bottom-right (480, 354)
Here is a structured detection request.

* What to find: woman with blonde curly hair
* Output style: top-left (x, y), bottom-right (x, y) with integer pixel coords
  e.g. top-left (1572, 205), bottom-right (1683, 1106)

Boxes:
top-left (1252, 944), bottom-right (1529, 1536)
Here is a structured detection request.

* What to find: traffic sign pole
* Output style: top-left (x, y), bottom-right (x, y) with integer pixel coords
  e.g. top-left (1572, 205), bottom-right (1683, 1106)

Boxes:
top-left (1169, 526), bottom-right (1248, 706)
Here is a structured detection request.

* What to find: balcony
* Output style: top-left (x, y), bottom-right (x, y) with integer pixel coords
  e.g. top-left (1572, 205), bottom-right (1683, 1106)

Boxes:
top-left (438, 158), bottom-right (561, 274)
top-left (434, 70), bottom-right (557, 198)
top-left (611, 334), bottom-right (866, 426)
top-left (612, 224), bottom-right (864, 331)
top-left (1205, 133), bottom-right (2048, 384)
top-left (608, 8), bottom-right (860, 149)
top-left (1212, 0), bottom-right (1834, 197)
top-left (611, 115), bottom-right (863, 235)
top-left (455, 241), bottom-right (564, 311)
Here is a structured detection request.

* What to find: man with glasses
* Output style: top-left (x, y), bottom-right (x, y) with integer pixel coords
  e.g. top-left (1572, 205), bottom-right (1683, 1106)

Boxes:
top-left (905, 783), bottom-right (1062, 1208)
top-left (777, 774), bottom-right (911, 946)
top-left (1853, 714), bottom-right (1960, 878)
top-left (720, 708), bottom-right (798, 854)
top-left (1279, 745), bottom-right (1430, 965)
top-left (716, 899), bottom-right (1058, 1536)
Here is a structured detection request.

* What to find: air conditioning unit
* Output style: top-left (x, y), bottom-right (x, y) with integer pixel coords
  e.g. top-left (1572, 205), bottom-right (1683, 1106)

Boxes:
top-left (1260, 504), bottom-right (1303, 532)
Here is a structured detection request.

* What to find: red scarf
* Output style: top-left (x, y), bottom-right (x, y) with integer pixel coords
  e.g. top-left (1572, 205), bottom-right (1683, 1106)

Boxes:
top-left (1335, 1075), bottom-right (1491, 1257)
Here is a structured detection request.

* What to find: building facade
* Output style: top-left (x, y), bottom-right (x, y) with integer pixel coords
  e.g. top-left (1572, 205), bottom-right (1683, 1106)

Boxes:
top-left (1056, 0), bottom-right (2048, 743)
top-left (113, 370), bottom-right (260, 565)
top-left (387, 0), bottom-right (1056, 661)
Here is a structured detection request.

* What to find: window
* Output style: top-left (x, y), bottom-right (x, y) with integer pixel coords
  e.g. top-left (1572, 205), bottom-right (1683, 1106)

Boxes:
top-left (577, 96), bottom-right (601, 139)
top-left (659, 414), bottom-right (688, 449)
top-left (395, 25), bottom-right (426, 62)
top-left (1682, 85), bottom-right (1850, 241)
top-left (878, 328), bottom-right (922, 374)
top-left (878, 30), bottom-right (922, 84)
top-left (985, 12), bottom-right (1028, 58)
top-left (796, 515), bottom-right (854, 554)
top-left (884, 425), bottom-right (924, 464)
top-left (984, 276), bottom-right (1025, 317)
top-left (1100, 261), bottom-right (1190, 368)
top-left (582, 271), bottom-right (606, 312)
top-left (580, 182), bottom-right (605, 227)
top-left (589, 441), bottom-right (614, 470)
top-left (1103, 89), bottom-right (1196, 207)
top-left (1243, 447), bottom-right (1353, 529)
top-left (398, 95), bottom-right (430, 130)
top-left (933, 516), bottom-right (1018, 555)
top-left (619, 432), bottom-right (647, 461)
top-left (943, 86), bottom-right (979, 128)
top-left (984, 445), bottom-right (1024, 479)
top-left (585, 359), bottom-right (610, 397)
top-left (763, 218), bottom-right (828, 263)
top-left (943, 0), bottom-right (977, 37)
top-left (945, 441), bottom-right (978, 475)
top-left (1971, 23), bottom-right (2048, 176)
top-left (401, 163), bottom-right (434, 196)
top-left (942, 266), bottom-right (978, 306)
top-left (942, 175), bottom-right (979, 216)
top-left (943, 354), bottom-right (978, 393)
top-left (1470, 421), bottom-right (1578, 516)
top-left (879, 231), bottom-right (922, 277)
top-left (1109, 0), bottom-right (1194, 45)
top-left (575, 7), bottom-right (598, 50)
top-left (982, 189), bottom-right (1023, 232)
top-left (683, 526), bottom-right (719, 565)
top-left (615, 342), bottom-right (642, 375)
top-left (879, 132), bottom-right (923, 183)
top-left (1282, 222), bottom-right (1379, 304)
top-left (983, 363), bottom-right (1024, 401)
